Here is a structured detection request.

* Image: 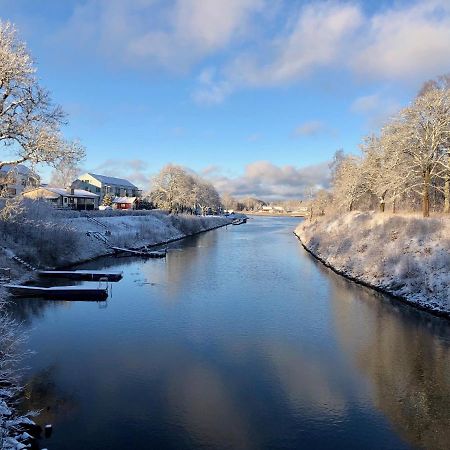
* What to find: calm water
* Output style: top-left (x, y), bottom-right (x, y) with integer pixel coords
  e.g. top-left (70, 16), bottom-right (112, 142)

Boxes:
top-left (11, 216), bottom-right (450, 450)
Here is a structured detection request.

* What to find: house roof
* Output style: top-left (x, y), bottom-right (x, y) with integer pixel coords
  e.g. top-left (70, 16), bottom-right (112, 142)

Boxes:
top-left (112, 196), bottom-right (137, 204)
top-left (0, 164), bottom-right (36, 176)
top-left (84, 173), bottom-right (137, 188)
top-left (34, 187), bottom-right (99, 198)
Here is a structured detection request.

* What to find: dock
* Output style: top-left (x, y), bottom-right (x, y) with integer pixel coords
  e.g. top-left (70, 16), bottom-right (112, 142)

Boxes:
top-left (3, 284), bottom-right (109, 301)
top-left (38, 270), bottom-right (123, 282)
top-left (111, 247), bottom-right (167, 258)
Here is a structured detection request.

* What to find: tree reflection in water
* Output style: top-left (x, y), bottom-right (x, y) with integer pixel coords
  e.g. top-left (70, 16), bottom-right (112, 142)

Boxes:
top-left (328, 271), bottom-right (450, 450)
top-left (20, 365), bottom-right (77, 426)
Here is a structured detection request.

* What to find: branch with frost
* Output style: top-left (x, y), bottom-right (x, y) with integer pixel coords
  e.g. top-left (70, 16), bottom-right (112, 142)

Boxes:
top-left (0, 21), bottom-right (85, 171)
top-left (0, 297), bottom-right (35, 449)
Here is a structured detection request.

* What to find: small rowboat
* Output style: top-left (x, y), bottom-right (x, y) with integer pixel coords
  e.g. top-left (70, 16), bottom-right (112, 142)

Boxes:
top-left (3, 284), bottom-right (109, 301)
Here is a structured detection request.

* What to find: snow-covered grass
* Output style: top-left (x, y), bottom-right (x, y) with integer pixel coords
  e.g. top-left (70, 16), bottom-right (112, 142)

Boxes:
top-left (295, 212), bottom-right (450, 316)
top-left (0, 201), bottom-right (231, 269)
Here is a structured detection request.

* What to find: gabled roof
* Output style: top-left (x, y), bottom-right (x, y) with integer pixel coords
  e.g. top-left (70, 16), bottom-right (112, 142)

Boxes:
top-left (83, 173), bottom-right (137, 188)
top-left (29, 187), bottom-right (99, 198)
top-left (112, 196), bottom-right (137, 204)
top-left (0, 164), bottom-right (36, 176)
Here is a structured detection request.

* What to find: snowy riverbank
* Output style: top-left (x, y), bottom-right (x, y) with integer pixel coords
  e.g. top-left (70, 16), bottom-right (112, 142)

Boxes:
top-left (295, 212), bottom-right (450, 318)
top-left (0, 210), bottom-right (232, 275)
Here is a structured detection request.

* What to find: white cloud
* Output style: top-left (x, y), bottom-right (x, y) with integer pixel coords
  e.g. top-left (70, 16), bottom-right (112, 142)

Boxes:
top-left (351, 93), bottom-right (401, 126)
top-left (352, 1), bottom-right (450, 81)
top-left (205, 160), bottom-right (331, 199)
top-left (56, 0), bottom-right (264, 71)
top-left (93, 158), bottom-right (151, 188)
top-left (292, 120), bottom-right (326, 137)
top-left (193, 0), bottom-right (450, 103)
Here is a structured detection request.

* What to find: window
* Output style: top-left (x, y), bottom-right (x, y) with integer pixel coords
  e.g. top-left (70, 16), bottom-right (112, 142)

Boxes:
top-left (63, 197), bottom-right (67, 203)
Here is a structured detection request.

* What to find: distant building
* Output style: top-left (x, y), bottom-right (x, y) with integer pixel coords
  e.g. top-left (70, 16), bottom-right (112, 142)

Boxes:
top-left (112, 196), bottom-right (138, 210)
top-left (0, 164), bottom-right (40, 197)
top-left (72, 173), bottom-right (141, 203)
top-left (23, 187), bottom-right (99, 210)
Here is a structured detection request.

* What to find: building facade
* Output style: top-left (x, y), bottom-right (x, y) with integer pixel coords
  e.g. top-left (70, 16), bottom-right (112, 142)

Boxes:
top-left (72, 173), bottom-right (141, 203)
top-left (0, 164), bottom-right (40, 197)
top-left (23, 187), bottom-right (99, 210)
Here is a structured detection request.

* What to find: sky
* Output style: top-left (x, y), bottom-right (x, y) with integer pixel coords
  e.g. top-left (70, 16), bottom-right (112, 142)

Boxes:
top-left (1, 0), bottom-right (450, 199)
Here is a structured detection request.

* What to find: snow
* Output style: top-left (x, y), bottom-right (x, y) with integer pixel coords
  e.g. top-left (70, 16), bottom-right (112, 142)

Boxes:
top-left (85, 173), bottom-right (137, 188)
top-left (1, 209), bottom-right (231, 270)
top-left (43, 187), bottom-right (99, 198)
top-left (295, 212), bottom-right (450, 316)
top-left (0, 164), bottom-right (31, 175)
top-left (112, 196), bottom-right (136, 203)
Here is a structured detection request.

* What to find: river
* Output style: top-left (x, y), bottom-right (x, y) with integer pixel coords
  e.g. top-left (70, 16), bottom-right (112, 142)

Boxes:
top-left (11, 216), bottom-right (450, 449)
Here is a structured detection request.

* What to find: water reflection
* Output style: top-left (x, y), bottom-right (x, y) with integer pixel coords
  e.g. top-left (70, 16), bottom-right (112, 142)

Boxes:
top-left (21, 365), bottom-right (78, 425)
top-left (329, 274), bottom-right (450, 450)
top-left (9, 217), bottom-right (450, 449)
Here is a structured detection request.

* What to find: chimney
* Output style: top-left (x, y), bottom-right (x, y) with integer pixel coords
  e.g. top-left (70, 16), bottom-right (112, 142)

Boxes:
top-left (66, 186), bottom-right (75, 195)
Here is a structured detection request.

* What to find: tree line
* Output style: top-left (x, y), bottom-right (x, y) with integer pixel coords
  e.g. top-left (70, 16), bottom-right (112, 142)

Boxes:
top-left (149, 164), bottom-right (221, 214)
top-left (313, 75), bottom-right (450, 218)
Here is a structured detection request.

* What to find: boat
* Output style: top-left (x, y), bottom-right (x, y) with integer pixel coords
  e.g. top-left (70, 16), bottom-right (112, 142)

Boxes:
top-left (38, 270), bottom-right (123, 282)
top-left (3, 284), bottom-right (109, 301)
top-left (231, 218), bottom-right (247, 225)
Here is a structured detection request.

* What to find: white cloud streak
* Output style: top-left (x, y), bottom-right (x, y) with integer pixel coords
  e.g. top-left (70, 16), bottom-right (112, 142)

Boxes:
top-left (205, 161), bottom-right (331, 199)
top-left (193, 0), bottom-right (450, 103)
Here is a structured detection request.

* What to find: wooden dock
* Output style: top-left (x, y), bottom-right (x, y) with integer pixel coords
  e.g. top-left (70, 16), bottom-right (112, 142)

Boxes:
top-left (38, 270), bottom-right (123, 282)
top-left (3, 284), bottom-right (109, 301)
top-left (111, 247), bottom-right (167, 258)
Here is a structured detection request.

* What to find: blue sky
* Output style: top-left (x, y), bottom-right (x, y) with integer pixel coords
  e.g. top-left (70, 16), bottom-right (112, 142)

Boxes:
top-left (1, 0), bottom-right (450, 198)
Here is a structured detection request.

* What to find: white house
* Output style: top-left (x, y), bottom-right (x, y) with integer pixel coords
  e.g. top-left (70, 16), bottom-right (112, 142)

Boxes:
top-left (0, 164), bottom-right (40, 197)
top-left (23, 187), bottom-right (99, 210)
top-left (72, 173), bottom-right (141, 203)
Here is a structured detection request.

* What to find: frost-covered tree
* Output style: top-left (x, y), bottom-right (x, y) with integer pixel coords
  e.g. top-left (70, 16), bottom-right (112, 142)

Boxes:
top-left (0, 22), bottom-right (85, 171)
top-left (150, 165), bottom-right (194, 212)
top-left (102, 194), bottom-right (113, 207)
top-left (387, 87), bottom-right (450, 217)
top-left (332, 155), bottom-right (367, 212)
top-left (49, 160), bottom-right (81, 188)
top-left (150, 165), bottom-right (222, 214)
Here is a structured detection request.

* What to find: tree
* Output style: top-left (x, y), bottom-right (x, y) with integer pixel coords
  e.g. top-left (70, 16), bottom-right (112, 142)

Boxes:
top-left (49, 161), bottom-right (81, 188)
top-left (150, 164), bottom-right (194, 212)
top-left (332, 154), bottom-right (367, 212)
top-left (418, 74), bottom-right (450, 213)
top-left (387, 87), bottom-right (450, 217)
top-left (102, 194), bottom-right (113, 207)
top-left (0, 22), bottom-right (85, 171)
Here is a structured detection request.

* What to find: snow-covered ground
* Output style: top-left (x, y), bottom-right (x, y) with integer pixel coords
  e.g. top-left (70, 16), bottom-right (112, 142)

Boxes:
top-left (295, 212), bottom-right (450, 317)
top-left (1, 211), bottom-right (231, 271)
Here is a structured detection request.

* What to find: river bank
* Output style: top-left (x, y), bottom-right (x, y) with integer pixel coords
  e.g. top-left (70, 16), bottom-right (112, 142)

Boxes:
top-left (0, 210), bottom-right (233, 280)
top-left (295, 212), bottom-right (450, 318)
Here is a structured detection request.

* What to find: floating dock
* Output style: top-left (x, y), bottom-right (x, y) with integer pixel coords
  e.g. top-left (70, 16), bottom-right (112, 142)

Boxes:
top-left (231, 218), bottom-right (247, 225)
top-left (38, 270), bottom-right (123, 282)
top-left (111, 247), bottom-right (167, 258)
top-left (3, 284), bottom-right (109, 301)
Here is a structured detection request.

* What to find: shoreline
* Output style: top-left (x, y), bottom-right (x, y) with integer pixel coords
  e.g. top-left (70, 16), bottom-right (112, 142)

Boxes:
top-left (294, 228), bottom-right (450, 321)
top-left (62, 220), bottom-right (232, 269)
